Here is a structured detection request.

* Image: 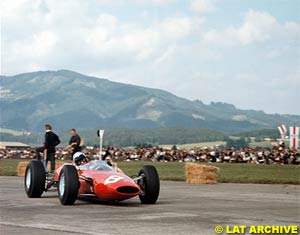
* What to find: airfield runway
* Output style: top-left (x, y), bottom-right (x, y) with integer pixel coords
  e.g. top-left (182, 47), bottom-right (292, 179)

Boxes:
top-left (0, 177), bottom-right (299, 235)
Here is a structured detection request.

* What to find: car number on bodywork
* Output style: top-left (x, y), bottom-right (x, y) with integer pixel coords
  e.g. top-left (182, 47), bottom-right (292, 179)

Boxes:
top-left (104, 175), bottom-right (124, 185)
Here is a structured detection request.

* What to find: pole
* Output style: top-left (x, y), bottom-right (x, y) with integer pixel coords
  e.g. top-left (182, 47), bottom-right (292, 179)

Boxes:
top-left (98, 130), bottom-right (104, 160)
top-left (99, 135), bottom-right (103, 160)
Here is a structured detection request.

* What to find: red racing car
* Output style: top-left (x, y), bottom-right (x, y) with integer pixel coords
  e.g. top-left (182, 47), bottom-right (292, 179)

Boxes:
top-left (24, 158), bottom-right (160, 206)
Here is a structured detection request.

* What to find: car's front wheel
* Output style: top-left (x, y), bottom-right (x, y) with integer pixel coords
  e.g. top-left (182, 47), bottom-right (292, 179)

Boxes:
top-left (58, 165), bottom-right (79, 205)
top-left (24, 160), bottom-right (46, 198)
top-left (138, 165), bottom-right (160, 204)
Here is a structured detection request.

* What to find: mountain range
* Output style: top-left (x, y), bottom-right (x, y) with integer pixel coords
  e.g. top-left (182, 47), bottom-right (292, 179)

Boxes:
top-left (0, 70), bottom-right (299, 133)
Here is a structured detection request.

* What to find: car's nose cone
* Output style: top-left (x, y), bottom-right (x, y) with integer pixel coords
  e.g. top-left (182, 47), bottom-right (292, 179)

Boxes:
top-left (88, 172), bottom-right (141, 201)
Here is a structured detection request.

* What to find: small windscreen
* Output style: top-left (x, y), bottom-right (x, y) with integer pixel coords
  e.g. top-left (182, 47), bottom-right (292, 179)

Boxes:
top-left (78, 160), bottom-right (114, 171)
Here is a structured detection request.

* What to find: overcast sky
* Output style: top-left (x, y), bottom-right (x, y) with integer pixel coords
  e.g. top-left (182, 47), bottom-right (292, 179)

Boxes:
top-left (1, 0), bottom-right (299, 115)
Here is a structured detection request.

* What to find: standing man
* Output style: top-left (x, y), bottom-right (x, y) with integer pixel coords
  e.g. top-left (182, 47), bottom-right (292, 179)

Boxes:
top-left (36, 124), bottom-right (60, 171)
top-left (69, 128), bottom-right (82, 158)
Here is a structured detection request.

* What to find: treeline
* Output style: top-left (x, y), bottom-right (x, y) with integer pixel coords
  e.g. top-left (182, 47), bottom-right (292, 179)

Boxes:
top-left (225, 138), bottom-right (250, 149)
top-left (0, 132), bottom-right (44, 145)
top-left (1, 128), bottom-right (280, 148)
top-left (62, 128), bottom-right (227, 147)
top-left (237, 129), bottom-right (280, 139)
top-left (1, 128), bottom-right (227, 147)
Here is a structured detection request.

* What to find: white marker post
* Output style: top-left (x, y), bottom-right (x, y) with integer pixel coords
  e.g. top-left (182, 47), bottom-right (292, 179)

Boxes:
top-left (98, 129), bottom-right (104, 160)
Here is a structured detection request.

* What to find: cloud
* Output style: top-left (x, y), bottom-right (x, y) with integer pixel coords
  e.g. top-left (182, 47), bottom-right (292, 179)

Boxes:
top-left (146, 0), bottom-right (172, 6)
top-left (160, 17), bottom-right (193, 40)
top-left (238, 10), bottom-right (277, 44)
top-left (1, 0), bottom-right (198, 74)
top-left (83, 14), bottom-right (195, 65)
top-left (190, 0), bottom-right (217, 14)
top-left (21, 30), bottom-right (57, 57)
top-left (203, 10), bottom-right (300, 46)
top-left (3, 30), bottom-right (57, 73)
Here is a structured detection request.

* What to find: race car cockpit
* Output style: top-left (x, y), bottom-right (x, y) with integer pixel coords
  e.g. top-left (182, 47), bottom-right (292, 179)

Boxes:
top-left (77, 160), bottom-right (114, 171)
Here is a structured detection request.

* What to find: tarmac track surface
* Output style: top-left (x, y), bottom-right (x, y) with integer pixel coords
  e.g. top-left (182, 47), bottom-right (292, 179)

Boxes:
top-left (0, 176), bottom-right (299, 235)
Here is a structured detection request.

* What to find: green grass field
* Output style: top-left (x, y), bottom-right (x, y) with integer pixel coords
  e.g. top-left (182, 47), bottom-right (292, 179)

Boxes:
top-left (248, 141), bottom-right (274, 148)
top-left (160, 140), bottom-right (276, 150)
top-left (160, 141), bottom-right (226, 149)
top-left (1, 159), bottom-right (299, 184)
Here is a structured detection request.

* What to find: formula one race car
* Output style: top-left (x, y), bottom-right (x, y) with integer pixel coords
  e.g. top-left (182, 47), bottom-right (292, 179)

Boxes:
top-left (24, 157), bottom-right (160, 206)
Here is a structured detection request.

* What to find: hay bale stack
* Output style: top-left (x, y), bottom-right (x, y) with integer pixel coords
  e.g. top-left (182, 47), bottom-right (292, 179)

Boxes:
top-left (17, 161), bottom-right (64, 176)
top-left (17, 162), bottom-right (29, 177)
top-left (185, 163), bottom-right (220, 184)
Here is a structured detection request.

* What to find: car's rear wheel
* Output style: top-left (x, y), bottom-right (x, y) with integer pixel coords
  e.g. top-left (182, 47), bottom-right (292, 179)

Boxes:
top-left (138, 165), bottom-right (160, 204)
top-left (58, 165), bottom-right (79, 205)
top-left (24, 160), bottom-right (46, 198)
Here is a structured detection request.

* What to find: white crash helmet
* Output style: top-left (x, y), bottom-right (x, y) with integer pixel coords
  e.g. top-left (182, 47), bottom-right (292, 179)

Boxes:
top-left (73, 152), bottom-right (87, 165)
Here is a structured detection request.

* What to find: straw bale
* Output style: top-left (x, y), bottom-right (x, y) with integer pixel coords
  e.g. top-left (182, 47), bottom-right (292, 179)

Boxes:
top-left (17, 161), bottom-right (64, 176)
top-left (185, 163), bottom-right (219, 184)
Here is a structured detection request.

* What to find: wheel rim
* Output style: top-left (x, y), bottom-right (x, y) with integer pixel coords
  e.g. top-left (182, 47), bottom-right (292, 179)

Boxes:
top-left (25, 168), bottom-right (31, 189)
top-left (138, 173), bottom-right (146, 196)
top-left (59, 173), bottom-right (65, 197)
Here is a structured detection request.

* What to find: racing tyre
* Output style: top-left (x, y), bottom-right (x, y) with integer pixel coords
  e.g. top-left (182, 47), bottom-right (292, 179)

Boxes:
top-left (24, 160), bottom-right (46, 198)
top-left (58, 165), bottom-right (79, 205)
top-left (138, 165), bottom-right (160, 204)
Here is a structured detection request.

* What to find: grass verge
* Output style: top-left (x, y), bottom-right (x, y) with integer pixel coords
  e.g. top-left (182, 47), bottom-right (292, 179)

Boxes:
top-left (0, 159), bottom-right (299, 184)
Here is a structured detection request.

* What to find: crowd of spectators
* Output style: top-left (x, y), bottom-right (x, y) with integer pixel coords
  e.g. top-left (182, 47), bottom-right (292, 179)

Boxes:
top-left (1, 145), bottom-right (299, 165)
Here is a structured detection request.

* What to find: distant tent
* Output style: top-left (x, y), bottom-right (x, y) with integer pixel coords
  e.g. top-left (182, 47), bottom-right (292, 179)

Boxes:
top-left (0, 141), bottom-right (30, 149)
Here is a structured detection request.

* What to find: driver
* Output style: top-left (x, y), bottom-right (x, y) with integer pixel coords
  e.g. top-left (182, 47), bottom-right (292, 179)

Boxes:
top-left (73, 152), bottom-right (88, 166)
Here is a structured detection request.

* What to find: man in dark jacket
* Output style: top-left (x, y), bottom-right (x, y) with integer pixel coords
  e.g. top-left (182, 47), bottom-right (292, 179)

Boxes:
top-left (36, 124), bottom-right (60, 171)
top-left (69, 128), bottom-right (81, 158)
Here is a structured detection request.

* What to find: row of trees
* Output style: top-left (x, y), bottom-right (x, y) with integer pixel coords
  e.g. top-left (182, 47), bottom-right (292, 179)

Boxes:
top-left (1, 128), bottom-right (227, 147)
top-left (1, 128), bottom-right (279, 149)
top-left (67, 128), bottom-right (227, 147)
top-left (225, 138), bottom-right (249, 149)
